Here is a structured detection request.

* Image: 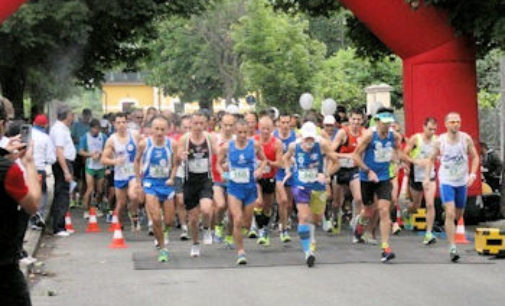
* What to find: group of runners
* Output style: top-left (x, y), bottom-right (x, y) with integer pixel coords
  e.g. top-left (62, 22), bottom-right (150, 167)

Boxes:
top-left (75, 106), bottom-right (478, 267)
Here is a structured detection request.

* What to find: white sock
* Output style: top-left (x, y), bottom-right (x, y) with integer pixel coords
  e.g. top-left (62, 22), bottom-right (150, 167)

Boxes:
top-left (309, 224), bottom-right (315, 243)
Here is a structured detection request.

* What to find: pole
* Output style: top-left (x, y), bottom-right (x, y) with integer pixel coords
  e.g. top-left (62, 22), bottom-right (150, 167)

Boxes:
top-left (500, 58), bottom-right (505, 218)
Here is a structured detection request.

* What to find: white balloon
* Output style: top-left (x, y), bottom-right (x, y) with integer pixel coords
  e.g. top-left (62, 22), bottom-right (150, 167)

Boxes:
top-left (269, 107), bottom-right (279, 120)
top-left (226, 104), bottom-right (239, 114)
top-left (299, 93), bottom-right (314, 110)
top-left (321, 98), bottom-right (337, 116)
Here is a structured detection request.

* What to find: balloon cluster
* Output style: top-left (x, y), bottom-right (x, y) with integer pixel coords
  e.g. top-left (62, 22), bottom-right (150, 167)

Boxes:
top-left (299, 93), bottom-right (337, 116)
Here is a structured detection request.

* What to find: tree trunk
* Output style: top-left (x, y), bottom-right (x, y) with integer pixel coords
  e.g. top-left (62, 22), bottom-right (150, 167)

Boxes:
top-left (0, 68), bottom-right (26, 118)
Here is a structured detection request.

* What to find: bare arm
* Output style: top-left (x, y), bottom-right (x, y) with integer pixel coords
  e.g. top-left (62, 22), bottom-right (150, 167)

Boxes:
top-left (101, 138), bottom-right (117, 166)
top-left (423, 139), bottom-right (441, 185)
top-left (254, 141), bottom-right (268, 179)
top-left (331, 129), bottom-right (346, 151)
top-left (466, 135), bottom-right (479, 186)
top-left (134, 139), bottom-right (146, 182)
top-left (268, 139), bottom-right (284, 168)
top-left (216, 142), bottom-right (229, 176)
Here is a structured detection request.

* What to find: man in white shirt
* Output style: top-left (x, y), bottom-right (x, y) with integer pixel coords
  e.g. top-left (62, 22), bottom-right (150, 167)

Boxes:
top-left (49, 105), bottom-right (76, 237)
top-left (29, 114), bottom-right (56, 230)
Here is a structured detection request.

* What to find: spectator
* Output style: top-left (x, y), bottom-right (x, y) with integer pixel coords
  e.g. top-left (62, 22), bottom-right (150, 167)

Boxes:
top-left (50, 105), bottom-right (76, 237)
top-left (0, 98), bottom-right (41, 305)
top-left (480, 142), bottom-right (503, 192)
top-left (0, 96), bottom-right (15, 148)
top-left (30, 114), bottom-right (57, 230)
top-left (71, 108), bottom-right (92, 206)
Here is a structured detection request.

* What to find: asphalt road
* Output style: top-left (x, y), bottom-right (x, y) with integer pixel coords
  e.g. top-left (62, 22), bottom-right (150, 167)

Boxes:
top-left (30, 209), bottom-right (505, 306)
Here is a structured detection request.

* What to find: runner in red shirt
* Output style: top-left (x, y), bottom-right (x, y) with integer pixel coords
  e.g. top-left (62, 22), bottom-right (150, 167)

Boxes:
top-left (253, 115), bottom-right (283, 246)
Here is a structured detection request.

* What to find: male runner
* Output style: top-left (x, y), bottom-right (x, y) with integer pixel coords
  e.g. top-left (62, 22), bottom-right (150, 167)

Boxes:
top-left (403, 117), bottom-right (438, 245)
top-left (79, 119), bottom-right (107, 219)
top-left (425, 112), bottom-right (479, 262)
top-left (101, 113), bottom-right (141, 231)
top-left (284, 122), bottom-right (338, 267)
top-left (353, 108), bottom-right (416, 262)
top-left (172, 115), bottom-right (190, 240)
top-left (211, 113), bottom-right (236, 245)
top-left (216, 119), bottom-right (267, 264)
top-left (134, 115), bottom-right (177, 262)
top-left (331, 109), bottom-right (365, 236)
top-left (177, 111), bottom-right (216, 256)
top-left (274, 112), bottom-right (297, 242)
top-left (253, 116), bottom-right (283, 246)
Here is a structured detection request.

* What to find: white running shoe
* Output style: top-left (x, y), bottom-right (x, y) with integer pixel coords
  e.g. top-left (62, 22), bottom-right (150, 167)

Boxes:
top-left (203, 229), bottom-right (213, 245)
top-left (190, 244), bottom-right (200, 257)
top-left (83, 211), bottom-right (89, 220)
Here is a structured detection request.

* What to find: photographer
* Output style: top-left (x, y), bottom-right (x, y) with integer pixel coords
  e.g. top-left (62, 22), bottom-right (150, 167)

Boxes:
top-left (0, 99), bottom-right (42, 305)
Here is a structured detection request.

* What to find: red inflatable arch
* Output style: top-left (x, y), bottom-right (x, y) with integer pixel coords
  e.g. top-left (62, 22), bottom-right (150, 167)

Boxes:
top-left (0, 0), bottom-right (481, 195)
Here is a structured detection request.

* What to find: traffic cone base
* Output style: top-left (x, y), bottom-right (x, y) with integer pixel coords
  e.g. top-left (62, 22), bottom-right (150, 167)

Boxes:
top-left (86, 207), bottom-right (101, 233)
top-left (109, 225), bottom-right (128, 249)
top-left (455, 217), bottom-right (470, 244)
top-left (65, 212), bottom-right (76, 233)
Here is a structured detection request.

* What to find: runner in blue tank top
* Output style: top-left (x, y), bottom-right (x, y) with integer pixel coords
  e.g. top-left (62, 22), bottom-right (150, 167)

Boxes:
top-left (353, 108), bottom-right (416, 263)
top-left (274, 113), bottom-right (297, 243)
top-left (283, 121), bottom-right (338, 268)
top-left (134, 116), bottom-right (178, 263)
top-left (216, 119), bottom-right (267, 265)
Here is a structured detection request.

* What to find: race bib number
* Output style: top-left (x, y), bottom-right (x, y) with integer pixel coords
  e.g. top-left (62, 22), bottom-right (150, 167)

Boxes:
top-left (444, 162), bottom-right (466, 181)
top-left (338, 157), bottom-right (354, 168)
top-left (118, 162), bottom-right (134, 177)
top-left (230, 167), bottom-right (250, 183)
top-left (298, 168), bottom-right (317, 183)
top-left (150, 165), bottom-right (169, 178)
top-left (188, 158), bottom-right (209, 173)
top-left (374, 147), bottom-right (393, 163)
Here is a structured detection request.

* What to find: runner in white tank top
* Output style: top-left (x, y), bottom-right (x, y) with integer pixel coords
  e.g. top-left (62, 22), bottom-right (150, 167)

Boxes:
top-left (424, 112), bottom-right (479, 262)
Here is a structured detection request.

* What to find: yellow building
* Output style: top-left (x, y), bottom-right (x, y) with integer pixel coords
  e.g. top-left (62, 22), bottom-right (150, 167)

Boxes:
top-left (101, 72), bottom-right (179, 113)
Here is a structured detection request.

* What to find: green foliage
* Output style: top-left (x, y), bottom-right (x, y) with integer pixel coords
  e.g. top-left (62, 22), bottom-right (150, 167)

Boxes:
top-left (477, 48), bottom-right (504, 92)
top-left (312, 48), bottom-right (402, 109)
top-left (232, 0), bottom-right (326, 111)
top-left (0, 0), bottom-right (211, 116)
top-left (271, 0), bottom-right (505, 59)
top-left (307, 10), bottom-right (352, 57)
top-left (145, 0), bottom-right (246, 108)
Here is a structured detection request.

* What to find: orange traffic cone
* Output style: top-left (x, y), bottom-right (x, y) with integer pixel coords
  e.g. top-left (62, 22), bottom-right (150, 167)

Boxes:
top-left (108, 211), bottom-right (119, 232)
top-left (86, 207), bottom-right (101, 233)
top-left (65, 211), bottom-right (75, 233)
top-left (454, 217), bottom-right (470, 244)
top-left (108, 223), bottom-right (128, 249)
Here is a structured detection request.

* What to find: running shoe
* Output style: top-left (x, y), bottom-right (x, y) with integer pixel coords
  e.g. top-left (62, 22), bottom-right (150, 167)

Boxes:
top-left (331, 213), bottom-right (342, 235)
top-left (353, 224), bottom-right (364, 243)
top-left (180, 226), bottom-right (189, 241)
top-left (214, 224), bottom-right (224, 242)
top-left (190, 244), bottom-right (200, 257)
top-left (392, 222), bottom-right (401, 235)
top-left (83, 211), bottom-right (89, 220)
top-left (280, 230), bottom-right (291, 243)
top-left (54, 231), bottom-right (70, 237)
top-left (257, 229), bottom-right (267, 245)
top-left (236, 253), bottom-right (247, 265)
top-left (381, 247), bottom-right (396, 263)
top-left (423, 232), bottom-right (437, 245)
top-left (106, 211), bottom-right (113, 224)
top-left (305, 251), bottom-right (315, 268)
top-left (203, 229), bottom-right (213, 245)
top-left (241, 228), bottom-right (248, 237)
top-left (450, 247), bottom-right (460, 263)
top-left (310, 241), bottom-right (317, 252)
top-left (224, 235), bottom-right (235, 249)
top-left (158, 248), bottom-right (169, 262)
top-left (248, 227), bottom-right (258, 239)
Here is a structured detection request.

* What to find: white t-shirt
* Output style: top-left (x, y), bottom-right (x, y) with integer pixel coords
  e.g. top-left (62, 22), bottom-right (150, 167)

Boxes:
top-left (50, 121), bottom-right (76, 161)
top-left (32, 128), bottom-right (57, 171)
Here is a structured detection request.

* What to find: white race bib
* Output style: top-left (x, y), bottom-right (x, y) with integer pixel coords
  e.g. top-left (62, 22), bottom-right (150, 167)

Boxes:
top-left (118, 162), bottom-right (134, 177)
top-left (262, 165), bottom-right (271, 174)
top-left (188, 158), bottom-right (209, 173)
top-left (338, 157), bottom-right (354, 168)
top-left (374, 147), bottom-right (393, 163)
top-left (150, 164), bottom-right (169, 178)
top-left (298, 168), bottom-right (317, 183)
top-left (230, 167), bottom-right (250, 183)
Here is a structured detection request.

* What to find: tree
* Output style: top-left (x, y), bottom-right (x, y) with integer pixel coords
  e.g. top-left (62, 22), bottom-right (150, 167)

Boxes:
top-left (307, 10), bottom-right (352, 58)
top-left (271, 0), bottom-right (505, 59)
top-left (312, 48), bottom-right (402, 109)
top-left (145, 0), bottom-right (247, 109)
top-left (0, 0), bottom-right (210, 116)
top-left (232, 0), bottom-right (326, 112)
